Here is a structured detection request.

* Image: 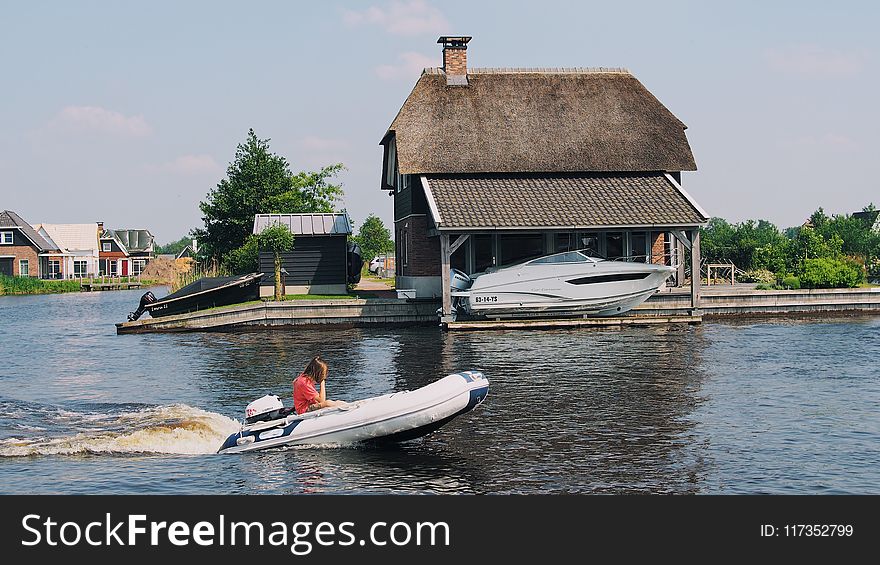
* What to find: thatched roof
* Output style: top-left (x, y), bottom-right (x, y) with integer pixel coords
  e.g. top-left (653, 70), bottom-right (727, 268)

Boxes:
top-left (423, 173), bottom-right (707, 230)
top-left (383, 68), bottom-right (697, 174)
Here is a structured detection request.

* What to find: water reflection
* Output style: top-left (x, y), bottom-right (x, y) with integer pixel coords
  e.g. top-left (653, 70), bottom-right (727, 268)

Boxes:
top-left (3, 290), bottom-right (878, 494)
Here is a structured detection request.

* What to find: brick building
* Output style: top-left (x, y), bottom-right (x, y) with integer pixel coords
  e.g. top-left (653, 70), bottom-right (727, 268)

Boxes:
top-left (379, 36), bottom-right (709, 317)
top-left (0, 210), bottom-right (59, 278)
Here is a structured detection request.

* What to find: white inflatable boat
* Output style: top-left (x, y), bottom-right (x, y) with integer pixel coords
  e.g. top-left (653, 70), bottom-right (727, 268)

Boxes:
top-left (217, 371), bottom-right (489, 454)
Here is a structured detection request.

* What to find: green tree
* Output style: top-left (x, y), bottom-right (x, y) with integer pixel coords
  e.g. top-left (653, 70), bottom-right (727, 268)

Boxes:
top-left (192, 129), bottom-right (344, 263)
top-left (155, 235), bottom-right (195, 256)
top-left (354, 214), bottom-right (394, 265)
top-left (257, 223), bottom-right (295, 301)
top-left (223, 236), bottom-right (259, 274)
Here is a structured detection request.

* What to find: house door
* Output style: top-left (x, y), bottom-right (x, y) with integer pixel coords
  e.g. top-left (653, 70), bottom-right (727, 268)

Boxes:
top-left (122, 260), bottom-right (129, 276)
top-left (0, 258), bottom-right (12, 276)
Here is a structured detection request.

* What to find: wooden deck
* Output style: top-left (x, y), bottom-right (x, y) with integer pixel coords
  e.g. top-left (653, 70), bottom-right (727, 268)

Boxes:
top-left (445, 314), bottom-right (701, 331)
top-left (81, 282), bottom-right (142, 292)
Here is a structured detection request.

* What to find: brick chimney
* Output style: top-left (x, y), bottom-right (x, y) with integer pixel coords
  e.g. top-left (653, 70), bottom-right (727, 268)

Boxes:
top-left (97, 221), bottom-right (104, 238)
top-left (438, 36), bottom-right (471, 85)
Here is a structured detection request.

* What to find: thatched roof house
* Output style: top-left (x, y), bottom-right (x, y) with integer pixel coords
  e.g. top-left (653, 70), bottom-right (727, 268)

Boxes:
top-left (382, 68), bottom-right (697, 175)
top-left (379, 37), bottom-right (708, 315)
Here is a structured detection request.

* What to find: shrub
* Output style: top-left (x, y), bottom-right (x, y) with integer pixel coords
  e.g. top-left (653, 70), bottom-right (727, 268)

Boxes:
top-left (781, 276), bottom-right (801, 290)
top-left (799, 258), bottom-right (865, 288)
top-left (740, 269), bottom-right (776, 283)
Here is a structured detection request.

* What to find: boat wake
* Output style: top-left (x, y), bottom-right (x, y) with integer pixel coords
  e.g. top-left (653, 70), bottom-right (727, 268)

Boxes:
top-left (0, 402), bottom-right (241, 457)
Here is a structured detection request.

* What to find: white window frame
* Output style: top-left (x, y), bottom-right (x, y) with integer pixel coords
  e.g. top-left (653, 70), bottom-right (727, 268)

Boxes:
top-left (19, 259), bottom-right (29, 276)
top-left (102, 242), bottom-right (112, 252)
top-left (108, 260), bottom-right (118, 276)
top-left (73, 259), bottom-right (87, 277)
top-left (132, 259), bottom-right (146, 275)
top-left (0, 231), bottom-right (12, 245)
top-left (48, 259), bottom-right (61, 278)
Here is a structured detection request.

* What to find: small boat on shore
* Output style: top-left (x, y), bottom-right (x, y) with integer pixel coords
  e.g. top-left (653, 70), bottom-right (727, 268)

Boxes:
top-left (127, 272), bottom-right (263, 321)
top-left (451, 250), bottom-right (675, 319)
top-left (217, 371), bottom-right (489, 454)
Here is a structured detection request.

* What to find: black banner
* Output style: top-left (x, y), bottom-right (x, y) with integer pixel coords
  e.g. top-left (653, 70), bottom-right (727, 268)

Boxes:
top-left (2, 495), bottom-right (875, 561)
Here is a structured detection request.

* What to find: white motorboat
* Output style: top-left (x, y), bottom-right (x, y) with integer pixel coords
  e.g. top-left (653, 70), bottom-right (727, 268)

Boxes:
top-left (451, 250), bottom-right (675, 318)
top-left (217, 371), bottom-right (488, 454)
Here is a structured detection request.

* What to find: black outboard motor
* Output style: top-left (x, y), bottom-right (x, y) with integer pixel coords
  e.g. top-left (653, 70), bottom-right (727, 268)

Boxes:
top-left (347, 241), bottom-right (363, 284)
top-left (128, 291), bottom-right (157, 321)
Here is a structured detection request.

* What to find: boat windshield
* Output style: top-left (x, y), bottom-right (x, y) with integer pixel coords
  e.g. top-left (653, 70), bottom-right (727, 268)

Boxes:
top-left (527, 251), bottom-right (595, 265)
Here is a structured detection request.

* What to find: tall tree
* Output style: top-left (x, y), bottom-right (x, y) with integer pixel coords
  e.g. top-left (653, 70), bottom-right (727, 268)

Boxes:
top-left (257, 223), bottom-right (295, 301)
top-left (192, 129), bottom-right (343, 262)
top-left (354, 214), bottom-right (394, 264)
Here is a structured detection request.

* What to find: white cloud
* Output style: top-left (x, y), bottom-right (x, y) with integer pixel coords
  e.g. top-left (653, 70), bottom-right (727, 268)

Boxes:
top-left (376, 51), bottom-right (436, 80)
top-left (299, 136), bottom-right (350, 151)
top-left (342, 0), bottom-right (449, 36)
top-left (51, 105), bottom-right (152, 137)
top-left (158, 154), bottom-right (222, 175)
top-left (765, 45), bottom-right (864, 78)
top-left (793, 133), bottom-right (859, 152)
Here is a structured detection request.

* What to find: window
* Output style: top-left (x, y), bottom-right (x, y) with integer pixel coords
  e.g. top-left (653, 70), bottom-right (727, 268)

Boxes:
top-left (0, 231), bottom-right (12, 244)
top-left (530, 251), bottom-right (590, 265)
top-left (473, 235), bottom-right (494, 273)
top-left (605, 232), bottom-right (624, 260)
top-left (48, 260), bottom-right (61, 279)
top-left (108, 260), bottom-right (117, 276)
top-left (74, 260), bottom-right (87, 277)
top-left (385, 139), bottom-right (397, 190)
top-left (102, 242), bottom-right (111, 252)
top-left (630, 232), bottom-right (648, 263)
top-left (400, 230), bottom-right (408, 267)
top-left (132, 259), bottom-right (145, 275)
top-left (498, 234), bottom-right (544, 266)
top-left (19, 259), bottom-right (29, 276)
top-left (567, 273), bottom-right (650, 285)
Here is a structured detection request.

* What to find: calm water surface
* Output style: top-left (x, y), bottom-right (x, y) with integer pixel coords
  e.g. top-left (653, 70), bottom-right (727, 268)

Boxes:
top-left (0, 288), bottom-right (878, 494)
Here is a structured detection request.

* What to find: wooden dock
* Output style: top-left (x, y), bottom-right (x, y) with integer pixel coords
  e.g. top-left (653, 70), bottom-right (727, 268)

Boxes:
top-left (445, 314), bottom-right (701, 331)
top-left (82, 282), bottom-right (142, 292)
top-left (114, 286), bottom-right (880, 334)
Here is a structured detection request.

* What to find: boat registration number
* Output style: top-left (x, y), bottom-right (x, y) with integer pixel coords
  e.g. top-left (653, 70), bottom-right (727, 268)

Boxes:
top-left (474, 295), bottom-right (499, 304)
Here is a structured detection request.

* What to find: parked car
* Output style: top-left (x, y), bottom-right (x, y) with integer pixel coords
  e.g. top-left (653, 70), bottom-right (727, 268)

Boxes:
top-left (368, 255), bottom-right (395, 277)
top-left (369, 255), bottom-right (389, 274)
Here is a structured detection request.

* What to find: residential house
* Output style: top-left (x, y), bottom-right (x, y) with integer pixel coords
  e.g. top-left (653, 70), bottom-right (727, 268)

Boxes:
top-left (253, 213), bottom-right (352, 296)
top-left (852, 209), bottom-right (880, 232)
top-left (0, 210), bottom-right (59, 278)
top-left (32, 222), bottom-right (101, 279)
top-left (99, 227), bottom-right (155, 276)
top-left (379, 37), bottom-right (709, 318)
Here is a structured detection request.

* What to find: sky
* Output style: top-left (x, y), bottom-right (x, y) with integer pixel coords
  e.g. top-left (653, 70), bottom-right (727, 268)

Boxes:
top-left (1, 1), bottom-right (877, 244)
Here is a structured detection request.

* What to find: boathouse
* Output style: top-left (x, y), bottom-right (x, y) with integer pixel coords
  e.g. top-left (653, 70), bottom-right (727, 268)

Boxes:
top-left (380, 36), bottom-right (709, 320)
top-left (253, 213), bottom-right (353, 296)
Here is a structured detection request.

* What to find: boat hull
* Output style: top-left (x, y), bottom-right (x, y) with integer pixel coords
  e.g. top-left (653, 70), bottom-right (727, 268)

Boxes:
top-left (147, 273), bottom-right (263, 318)
top-left (458, 261), bottom-right (674, 318)
top-left (217, 371), bottom-right (489, 454)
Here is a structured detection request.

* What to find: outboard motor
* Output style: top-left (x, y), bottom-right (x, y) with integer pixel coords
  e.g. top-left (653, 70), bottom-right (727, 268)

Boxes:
top-left (245, 395), bottom-right (285, 424)
top-left (127, 291), bottom-right (157, 322)
top-left (450, 269), bottom-right (472, 291)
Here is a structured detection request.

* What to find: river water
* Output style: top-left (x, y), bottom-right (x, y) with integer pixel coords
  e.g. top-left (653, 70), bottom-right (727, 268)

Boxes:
top-left (0, 288), bottom-right (877, 494)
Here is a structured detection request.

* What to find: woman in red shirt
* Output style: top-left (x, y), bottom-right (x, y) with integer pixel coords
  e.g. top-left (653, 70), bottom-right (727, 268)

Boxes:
top-left (293, 355), bottom-right (346, 414)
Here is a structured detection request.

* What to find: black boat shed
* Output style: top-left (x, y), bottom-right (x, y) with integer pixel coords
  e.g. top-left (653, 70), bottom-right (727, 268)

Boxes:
top-left (253, 213), bottom-right (353, 296)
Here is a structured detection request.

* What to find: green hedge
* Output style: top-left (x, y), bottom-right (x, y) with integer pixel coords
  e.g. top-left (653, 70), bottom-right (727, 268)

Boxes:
top-left (798, 258), bottom-right (864, 289)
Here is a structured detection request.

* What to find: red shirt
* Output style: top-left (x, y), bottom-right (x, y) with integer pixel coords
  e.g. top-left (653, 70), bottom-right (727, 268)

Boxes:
top-left (293, 373), bottom-right (319, 414)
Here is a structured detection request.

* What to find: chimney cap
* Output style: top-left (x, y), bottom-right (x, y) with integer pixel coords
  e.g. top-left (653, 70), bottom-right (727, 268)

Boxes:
top-left (438, 36), bottom-right (471, 48)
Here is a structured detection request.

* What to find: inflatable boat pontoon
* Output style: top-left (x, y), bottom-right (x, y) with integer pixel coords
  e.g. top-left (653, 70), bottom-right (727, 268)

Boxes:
top-left (218, 371), bottom-right (489, 454)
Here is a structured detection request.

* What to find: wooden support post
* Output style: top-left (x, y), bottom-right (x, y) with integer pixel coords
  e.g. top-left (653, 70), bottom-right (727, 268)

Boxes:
top-left (440, 233), bottom-right (452, 321)
top-left (690, 229), bottom-right (701, 311)
top-left (676, 238), bottom-right (686, 287)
